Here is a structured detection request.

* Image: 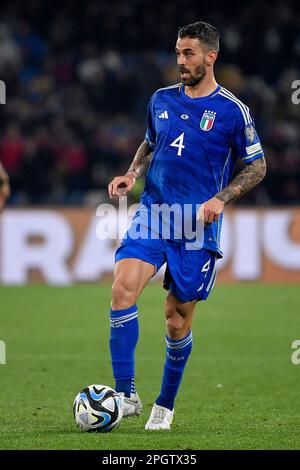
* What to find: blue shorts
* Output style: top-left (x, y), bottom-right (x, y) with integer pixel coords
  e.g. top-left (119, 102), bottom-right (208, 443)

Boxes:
top-left (115, 234), bottom-right (217, 303)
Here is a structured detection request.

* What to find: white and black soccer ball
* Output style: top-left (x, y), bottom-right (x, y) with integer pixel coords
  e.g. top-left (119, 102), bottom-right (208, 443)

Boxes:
top-left (73, 384), bottom-right (123, 432)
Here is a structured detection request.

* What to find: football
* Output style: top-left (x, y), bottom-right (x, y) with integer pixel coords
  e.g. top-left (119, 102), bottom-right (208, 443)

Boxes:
top-left (73, 384), bottom-right (123, 432)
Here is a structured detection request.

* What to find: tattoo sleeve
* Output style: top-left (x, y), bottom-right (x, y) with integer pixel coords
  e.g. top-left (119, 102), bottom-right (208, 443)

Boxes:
top-left (215, 157), bottom-right (267, 205)
top-left (126, 140), bottom-right (153, 177)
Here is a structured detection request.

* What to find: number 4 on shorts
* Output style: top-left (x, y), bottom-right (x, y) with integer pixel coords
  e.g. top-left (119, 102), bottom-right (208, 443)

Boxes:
top-left (201, 259), bottom-right (211, 278)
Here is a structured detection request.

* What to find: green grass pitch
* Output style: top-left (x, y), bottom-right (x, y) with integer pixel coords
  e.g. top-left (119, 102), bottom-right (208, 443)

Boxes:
top-left (0, 283), bottom-right (299, 450)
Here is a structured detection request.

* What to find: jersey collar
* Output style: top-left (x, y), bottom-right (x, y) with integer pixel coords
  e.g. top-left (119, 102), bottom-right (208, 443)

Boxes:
top-left (180, 83), bottom-right (221, 102)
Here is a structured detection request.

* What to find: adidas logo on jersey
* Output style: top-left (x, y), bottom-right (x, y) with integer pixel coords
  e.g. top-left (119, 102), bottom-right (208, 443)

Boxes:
top-left (158, 111), bottom-right (168, 119)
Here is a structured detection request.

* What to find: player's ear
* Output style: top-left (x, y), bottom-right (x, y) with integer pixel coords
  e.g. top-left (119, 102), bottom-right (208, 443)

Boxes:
top-left (207, 50), bottom-right (217, 66)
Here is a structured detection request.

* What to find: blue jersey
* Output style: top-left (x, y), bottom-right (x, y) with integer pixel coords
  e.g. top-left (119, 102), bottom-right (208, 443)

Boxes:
top-left (134, 83), bottom-right (264, 257)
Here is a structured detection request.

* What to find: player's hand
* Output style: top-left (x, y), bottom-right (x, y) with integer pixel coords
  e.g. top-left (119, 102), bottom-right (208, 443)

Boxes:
top-left (0, 173), bottom-right (10, 213)
top-left (197, 196), bottom-right (225, 225)
top-left (108, 172), bottom-right (137, 199)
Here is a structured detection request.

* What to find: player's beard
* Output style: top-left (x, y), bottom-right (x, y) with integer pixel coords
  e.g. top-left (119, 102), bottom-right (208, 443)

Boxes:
top-left (179, 59), bottom-right (207, 87)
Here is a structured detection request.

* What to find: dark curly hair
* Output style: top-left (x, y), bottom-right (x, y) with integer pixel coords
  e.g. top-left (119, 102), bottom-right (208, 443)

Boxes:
top-left (178, 21), bottom-right (220, 52)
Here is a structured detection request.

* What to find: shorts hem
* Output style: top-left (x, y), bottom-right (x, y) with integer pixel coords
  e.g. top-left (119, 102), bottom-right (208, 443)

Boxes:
top-left (115, 252), bottom-right (159, 274)
top-left (166, 284), bottom-right (208, 303)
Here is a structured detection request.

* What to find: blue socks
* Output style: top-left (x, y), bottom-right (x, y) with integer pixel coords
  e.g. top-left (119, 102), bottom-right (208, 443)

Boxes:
top-left (109, 303), bottom-right (192, 409)
top-left (109, 304), bottom-right (139, 397)
top-left (156, 331), bottom-right (193, 411)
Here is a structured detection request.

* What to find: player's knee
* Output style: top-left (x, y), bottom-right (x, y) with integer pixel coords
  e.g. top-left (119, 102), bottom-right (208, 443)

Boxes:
top-left (165, 300), bottom-right (185, 338)
top-left (166, 314), bottom-right (185, 339)
top-left (111, 278), bottom-right (138, 310)
top-left (165, 295), bottom-right (193, 339)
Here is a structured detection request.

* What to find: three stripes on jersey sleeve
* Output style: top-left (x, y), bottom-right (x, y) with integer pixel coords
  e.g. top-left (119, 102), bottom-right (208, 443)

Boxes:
top-left (219, 87), bottom-right (252, 125)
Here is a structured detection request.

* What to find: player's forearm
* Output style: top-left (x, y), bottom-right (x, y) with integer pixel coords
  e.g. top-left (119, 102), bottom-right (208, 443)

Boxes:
top-left (126, 140), bottom-right (152, 178)
top-left (215, 157), bottom-right (267, 205)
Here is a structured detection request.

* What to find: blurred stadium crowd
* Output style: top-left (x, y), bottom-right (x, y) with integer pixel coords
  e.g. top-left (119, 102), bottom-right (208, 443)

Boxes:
top-left (0, 0), bottom-right (299, 205)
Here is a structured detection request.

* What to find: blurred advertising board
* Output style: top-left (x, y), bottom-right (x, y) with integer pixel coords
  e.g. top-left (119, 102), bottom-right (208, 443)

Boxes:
top-left (0, 208), bottom-right (300, 284)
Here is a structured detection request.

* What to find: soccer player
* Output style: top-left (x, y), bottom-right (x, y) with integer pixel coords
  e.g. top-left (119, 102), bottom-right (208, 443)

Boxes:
top-left (107, 21), bottom-right (266, 430)
top-left (0, 161), bottom-right (10, 212)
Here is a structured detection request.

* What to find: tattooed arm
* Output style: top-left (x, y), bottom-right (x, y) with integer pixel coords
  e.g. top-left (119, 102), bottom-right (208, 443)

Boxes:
top-left (199, 157), bottom-right (267, 224)
top-left (126, 140), bottom-right (153, 178)
top-left (108, 140), bottom-right (152, 198)
top-left (215, 157), bottom-right (267, 205)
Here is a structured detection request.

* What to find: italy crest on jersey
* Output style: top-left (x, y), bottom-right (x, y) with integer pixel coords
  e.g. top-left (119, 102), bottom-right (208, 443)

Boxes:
top-left (200, 110), bottom-right (216, 131)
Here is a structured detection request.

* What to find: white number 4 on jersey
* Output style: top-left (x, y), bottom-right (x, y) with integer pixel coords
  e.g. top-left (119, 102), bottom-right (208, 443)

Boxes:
top-left (170, 132), bottom-right (185, 156)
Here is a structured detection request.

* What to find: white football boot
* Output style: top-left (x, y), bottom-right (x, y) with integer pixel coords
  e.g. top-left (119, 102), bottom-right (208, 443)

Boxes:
top-left (119, 392), bottom-right (142, 417)
top-left (145, 404), bottom-right (174, 430)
